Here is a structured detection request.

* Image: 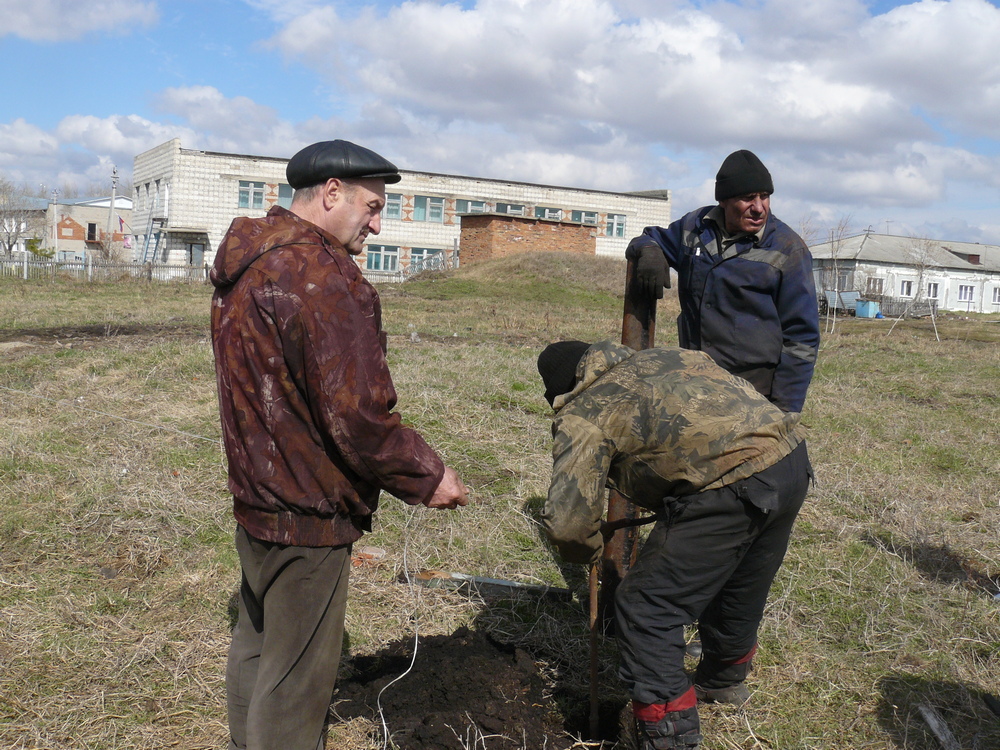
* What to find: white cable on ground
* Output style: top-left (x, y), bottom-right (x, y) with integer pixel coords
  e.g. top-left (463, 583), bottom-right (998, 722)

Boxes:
top-left (376, 505), bottom-right (424, 750)
top-left (3, 380), bottom-right (428, 748)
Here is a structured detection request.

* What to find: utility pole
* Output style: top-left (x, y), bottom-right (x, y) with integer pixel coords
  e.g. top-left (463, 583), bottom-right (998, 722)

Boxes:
top-left (106, 166), bottom-right (119, 259)
top-left (50, 189), bottom-right (59, 257)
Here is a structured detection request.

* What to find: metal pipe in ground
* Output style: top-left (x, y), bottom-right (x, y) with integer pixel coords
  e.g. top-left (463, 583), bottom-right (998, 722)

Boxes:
top-left (588, 563), bottom-right (600, 739)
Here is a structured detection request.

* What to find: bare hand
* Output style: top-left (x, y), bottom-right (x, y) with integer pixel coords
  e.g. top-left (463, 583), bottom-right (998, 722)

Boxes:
top-left (424, 466), bottom-right (469, 509)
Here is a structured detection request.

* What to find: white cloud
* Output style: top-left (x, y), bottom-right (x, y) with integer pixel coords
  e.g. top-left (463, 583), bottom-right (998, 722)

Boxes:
top-left (851, 0), bottom-right (1000, 138)
top-left (0, 0), bottom-right (157, 41)
top-left (251, 0), bottom-right (1000, 241)
top-left (261, 0), bottom-right (934, 152)
top-left (0, 119), bottom-right (60, 159)
top-left (5, 0), bottom-right (1000, 243)
top-left (154, 86), bottom-right (280, 135)
top-left (56, 114), bottom-right (188, 162)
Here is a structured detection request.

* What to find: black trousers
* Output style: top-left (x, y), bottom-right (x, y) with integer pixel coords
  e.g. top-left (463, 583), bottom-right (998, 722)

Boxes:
top-left (615, 441), bottom-right (811, 705)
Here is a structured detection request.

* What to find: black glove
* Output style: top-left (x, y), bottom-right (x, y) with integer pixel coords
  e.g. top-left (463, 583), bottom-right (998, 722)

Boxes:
top-left (634, 243), bottom-right (668, 299)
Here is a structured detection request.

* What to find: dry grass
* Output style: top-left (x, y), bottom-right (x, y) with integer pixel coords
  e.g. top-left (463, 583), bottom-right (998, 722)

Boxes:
top-left (1, 254), bottom-right (998, 749)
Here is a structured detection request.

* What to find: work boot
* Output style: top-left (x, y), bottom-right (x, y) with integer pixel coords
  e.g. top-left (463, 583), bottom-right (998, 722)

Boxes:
top-left (694, 643), bottom-right (755, 707)
top-left (694, 682), bottom-right (751, 706)
top-left (633, 688), bottom-right (702, 749)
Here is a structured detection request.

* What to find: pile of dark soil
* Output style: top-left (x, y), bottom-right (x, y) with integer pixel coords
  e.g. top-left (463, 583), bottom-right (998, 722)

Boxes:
top-left (333, 626), bottom-right (589, 749)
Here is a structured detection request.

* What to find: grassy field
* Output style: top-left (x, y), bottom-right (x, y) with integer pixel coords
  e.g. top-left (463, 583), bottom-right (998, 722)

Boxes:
top-left (1, 253), bottom-right (998, 749)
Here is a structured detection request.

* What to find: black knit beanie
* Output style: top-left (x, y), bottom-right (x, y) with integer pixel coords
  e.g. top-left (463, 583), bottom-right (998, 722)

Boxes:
top-left (715, 150), bottom-right (773, 201)
top-left (537, 341), bottom-right (590, 407)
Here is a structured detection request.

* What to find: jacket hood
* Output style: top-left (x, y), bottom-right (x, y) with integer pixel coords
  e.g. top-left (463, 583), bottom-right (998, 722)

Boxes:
top-left (210, 206), bottom-right (331, 289)
top-left (552, 340), bottom-right (635, 411)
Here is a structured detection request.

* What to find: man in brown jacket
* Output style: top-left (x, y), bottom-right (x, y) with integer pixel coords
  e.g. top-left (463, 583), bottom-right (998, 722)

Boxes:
top-left (211, 140), bottom-right (468, 750)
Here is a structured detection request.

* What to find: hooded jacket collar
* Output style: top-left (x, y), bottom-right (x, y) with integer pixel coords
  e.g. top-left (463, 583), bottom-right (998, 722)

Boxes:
top-left (552, 340), bottom-right (636, 411)
top-left (209, 205), bottom-right (345, 289)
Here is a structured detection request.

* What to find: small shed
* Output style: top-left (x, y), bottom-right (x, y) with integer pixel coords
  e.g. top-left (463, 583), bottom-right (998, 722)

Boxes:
top-left (458, 213), bottom-right (596, 264)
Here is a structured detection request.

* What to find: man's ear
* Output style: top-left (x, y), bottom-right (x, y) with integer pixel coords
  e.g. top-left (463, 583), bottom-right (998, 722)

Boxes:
top-left (321, 178), bottom-right (343, 210)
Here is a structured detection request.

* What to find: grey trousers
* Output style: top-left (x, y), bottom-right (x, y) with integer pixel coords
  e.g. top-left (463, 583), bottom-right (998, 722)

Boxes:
top-left (227, 525), bottom-right (352, 750)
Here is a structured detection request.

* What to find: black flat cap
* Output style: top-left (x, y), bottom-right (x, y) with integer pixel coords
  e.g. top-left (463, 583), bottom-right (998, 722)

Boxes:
top-left (286, 140), bottom-right (401, 189)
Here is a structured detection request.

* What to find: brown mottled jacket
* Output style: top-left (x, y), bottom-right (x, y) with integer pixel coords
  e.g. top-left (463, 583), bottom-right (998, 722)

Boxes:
top-left (541, 341), bottom-right (804, 564)
top-left (210, 206), bottom-right (445, 547)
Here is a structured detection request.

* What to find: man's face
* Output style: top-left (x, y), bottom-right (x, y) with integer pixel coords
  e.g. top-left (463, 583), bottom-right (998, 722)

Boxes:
top-left (325, 178), bottom-right (386, 254)
top-left (719, 192), bottom-right (770, 235)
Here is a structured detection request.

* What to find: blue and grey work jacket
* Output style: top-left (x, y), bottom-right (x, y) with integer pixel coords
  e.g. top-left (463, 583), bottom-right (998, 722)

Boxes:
top-left (630, 207), bottom-right (820, 413)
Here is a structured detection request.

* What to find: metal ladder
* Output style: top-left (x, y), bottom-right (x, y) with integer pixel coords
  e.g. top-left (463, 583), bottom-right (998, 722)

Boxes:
top-left (140, 214), bottom-right (165, 262)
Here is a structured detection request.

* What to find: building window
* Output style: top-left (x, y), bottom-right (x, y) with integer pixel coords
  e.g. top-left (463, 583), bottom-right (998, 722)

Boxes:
top-left (571, 210), bottom-right (598, 225)
top-left (993, 287), bottom-right (1000, 305)
top-left (958, 284), bottom-right (974, 303)
top-left (866, 277), bottom-right (884, 296)
top-left (87, 223), bottom-right (98, 242)
top-left (900, 280), bottom-right (913, 297)
top-left (496, 202), bottom-right (525, 216)
top-left (366, 245), bottom-right (399, 271)
top-left (535, 207), bottom-right (562, 220)
top-left (239, 181), bottom-right (266, 209)
top-left (188, 243), bottom-right (205, 266)
top-left (410, 247), bottom-right (443, 271)
top-left (456, 199), bottom-right (488, 213)
top-left (927, 282), bottom-right (939, 299)
top-left (384, 193), bottom-right (403, 220)
top-left (413, 195), bottom-right (445, 223)
top-left (277, 184), bottom-right (293, 209)
top-left (606, 213), bottom-right (626, 237)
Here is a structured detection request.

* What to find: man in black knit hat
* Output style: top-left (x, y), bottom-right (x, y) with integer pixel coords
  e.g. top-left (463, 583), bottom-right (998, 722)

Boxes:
top-left (625, 150), bottom-right (819, 416)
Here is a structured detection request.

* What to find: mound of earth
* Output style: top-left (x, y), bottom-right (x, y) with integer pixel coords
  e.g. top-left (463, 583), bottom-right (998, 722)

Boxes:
top-left (332, 626), bottom-right (584, 749)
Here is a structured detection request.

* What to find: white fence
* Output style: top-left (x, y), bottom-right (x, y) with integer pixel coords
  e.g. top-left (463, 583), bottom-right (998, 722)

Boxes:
top-left (1, 247), bottom-right (458, 285)
top-left (362, 250), bottom-right (457, 284)
top-left (0, 256), bottom-right (209, 283)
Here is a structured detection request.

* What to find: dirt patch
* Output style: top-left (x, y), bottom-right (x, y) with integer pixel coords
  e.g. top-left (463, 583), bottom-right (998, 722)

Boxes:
top-left (0, 322), bottom-right (206, 345)
top-left (333, 626), bottom-right (588, 749)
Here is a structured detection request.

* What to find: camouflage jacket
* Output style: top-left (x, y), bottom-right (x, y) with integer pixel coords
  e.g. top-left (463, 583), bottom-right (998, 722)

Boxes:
top-left (211, 206), bottom-right (445, 547)
top-left (541, 341), bottom-right (803, 564)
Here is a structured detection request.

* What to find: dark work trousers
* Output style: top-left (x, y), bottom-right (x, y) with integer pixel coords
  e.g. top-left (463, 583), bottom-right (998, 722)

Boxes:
top-left (227, 525), bottom-right (352, 750)
top-left (615, 441), bottom-right (811, 705)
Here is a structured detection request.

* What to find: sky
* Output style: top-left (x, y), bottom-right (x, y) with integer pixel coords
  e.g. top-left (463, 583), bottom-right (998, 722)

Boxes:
top-left (2, 0), bottom-right (1000, 245)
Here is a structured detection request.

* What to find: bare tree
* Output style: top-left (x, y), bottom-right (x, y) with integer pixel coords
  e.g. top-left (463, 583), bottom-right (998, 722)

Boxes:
top-left (0, 175), bottom-right (46, 257)
top-left (887, 235), bottom-right (940, 340)
top-left (823, 215), bottom-right (853, 335)
top-left (798, 214), bottom-right (820, 247)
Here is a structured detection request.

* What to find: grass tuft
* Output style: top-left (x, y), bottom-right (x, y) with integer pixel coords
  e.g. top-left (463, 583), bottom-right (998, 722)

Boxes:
top-left (1, 254), bottom-right (998, 748)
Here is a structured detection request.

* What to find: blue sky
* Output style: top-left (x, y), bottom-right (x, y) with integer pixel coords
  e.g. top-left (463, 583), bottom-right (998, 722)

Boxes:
top-left (2, 0), bottom-right (1000, 244)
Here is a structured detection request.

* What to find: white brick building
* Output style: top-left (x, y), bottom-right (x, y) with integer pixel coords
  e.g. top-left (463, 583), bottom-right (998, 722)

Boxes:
top-left (810, 231), bottom-right (1000, 314)
top-left (131, 139), bottom-right (671, 274)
